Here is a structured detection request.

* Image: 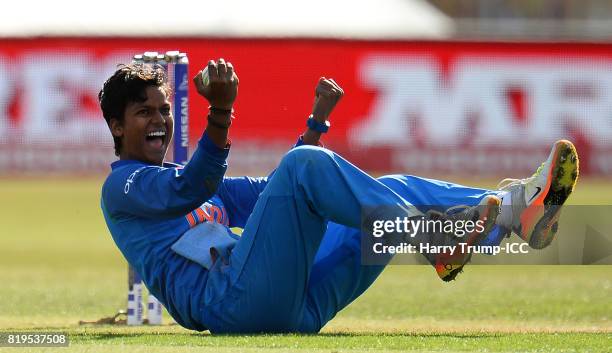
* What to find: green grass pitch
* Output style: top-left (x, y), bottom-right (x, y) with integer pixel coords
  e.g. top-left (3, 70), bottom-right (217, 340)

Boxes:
top-left (0, 177), bottom-right (610, 352)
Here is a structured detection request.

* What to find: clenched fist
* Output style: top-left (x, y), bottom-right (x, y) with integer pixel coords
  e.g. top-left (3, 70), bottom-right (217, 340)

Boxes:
top-left (193, 58), bottom-right (239, 110)
top-left (311, 77), bottom-right (344, 122)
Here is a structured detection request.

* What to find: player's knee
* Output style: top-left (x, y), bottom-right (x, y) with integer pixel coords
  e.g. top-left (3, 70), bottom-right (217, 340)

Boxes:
top-left (281, 145), bottom-right (333, 169)
top-left (288, 145), bottom-right (330, 161)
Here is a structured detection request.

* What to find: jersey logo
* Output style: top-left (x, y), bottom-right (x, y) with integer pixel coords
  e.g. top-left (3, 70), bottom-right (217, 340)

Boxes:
top-left (185, 202), bottom-right (229, 228)
top-left (124, 167), bottom-right (147, 194)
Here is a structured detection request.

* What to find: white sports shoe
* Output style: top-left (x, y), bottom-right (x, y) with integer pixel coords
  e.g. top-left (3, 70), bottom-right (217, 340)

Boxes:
top-left (498, 140), bottom-right (579, 249)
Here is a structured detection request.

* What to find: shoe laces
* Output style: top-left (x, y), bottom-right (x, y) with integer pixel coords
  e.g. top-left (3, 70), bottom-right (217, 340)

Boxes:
top-left (497, 162), bottom-right (545, 190)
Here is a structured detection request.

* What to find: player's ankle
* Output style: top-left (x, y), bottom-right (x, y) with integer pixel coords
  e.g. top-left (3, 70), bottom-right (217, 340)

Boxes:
top-left (495, 191), bottom-right (512, 229)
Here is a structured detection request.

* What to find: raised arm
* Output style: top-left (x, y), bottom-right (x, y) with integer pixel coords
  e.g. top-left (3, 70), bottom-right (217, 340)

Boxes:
top-left (300, 77), bottom-right (344, 146)
top-left (195, 58), bottom-right (239, 149)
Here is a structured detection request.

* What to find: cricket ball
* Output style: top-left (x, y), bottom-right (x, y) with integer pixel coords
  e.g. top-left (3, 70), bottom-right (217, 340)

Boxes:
top-left (201, 67), bottom-right (210, 86)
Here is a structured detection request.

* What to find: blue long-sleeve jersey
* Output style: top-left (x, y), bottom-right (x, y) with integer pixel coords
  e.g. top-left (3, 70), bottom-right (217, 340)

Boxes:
top-left (101, 132), bottom-right (269, 330)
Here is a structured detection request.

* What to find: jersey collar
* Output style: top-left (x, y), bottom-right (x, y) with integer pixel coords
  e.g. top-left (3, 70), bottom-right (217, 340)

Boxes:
top-left (111, 159), bottom-right (180, 170)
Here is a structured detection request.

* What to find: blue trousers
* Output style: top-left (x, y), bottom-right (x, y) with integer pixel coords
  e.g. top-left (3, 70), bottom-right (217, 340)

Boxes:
top-left (201, 146), bottom-right (501, 333)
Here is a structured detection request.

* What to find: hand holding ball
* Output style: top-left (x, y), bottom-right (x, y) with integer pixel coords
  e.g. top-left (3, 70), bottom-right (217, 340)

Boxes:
top-left (201, 67), bottom-right (210, 86)
top-left (193, 58), bottom-right (238, 111)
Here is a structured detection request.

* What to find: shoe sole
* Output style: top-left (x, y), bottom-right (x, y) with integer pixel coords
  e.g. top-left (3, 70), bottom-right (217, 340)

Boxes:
top-left (436, 196), bottom-right (501, 281)
top-left (521, 140), bottom-right (579, 249)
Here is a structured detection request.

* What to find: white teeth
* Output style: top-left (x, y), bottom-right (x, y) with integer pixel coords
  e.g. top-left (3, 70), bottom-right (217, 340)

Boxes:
top-left (147, 131), bottom-right (166, 137)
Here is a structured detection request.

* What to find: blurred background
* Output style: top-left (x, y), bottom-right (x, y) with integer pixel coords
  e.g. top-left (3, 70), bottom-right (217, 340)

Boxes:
top-left (0, 0), bottom-right (611, 178)
top-left (0, 0), bottom-right (610, 331)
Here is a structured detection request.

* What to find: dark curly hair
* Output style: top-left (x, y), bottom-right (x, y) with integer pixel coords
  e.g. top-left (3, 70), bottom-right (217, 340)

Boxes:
top-left (98, 64), bottom-right (171, 156)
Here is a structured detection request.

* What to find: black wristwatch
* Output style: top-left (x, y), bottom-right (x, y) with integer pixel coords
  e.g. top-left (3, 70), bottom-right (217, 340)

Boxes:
top-left (306, 114), bottom-right (330, 133)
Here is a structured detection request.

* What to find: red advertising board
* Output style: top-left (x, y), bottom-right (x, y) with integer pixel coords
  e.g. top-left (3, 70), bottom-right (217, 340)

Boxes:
top-left (0, 38), bottom-right (611, 175)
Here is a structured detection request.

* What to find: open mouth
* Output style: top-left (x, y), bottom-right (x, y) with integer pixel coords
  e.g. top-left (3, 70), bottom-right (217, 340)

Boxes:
top-left (145, 130), bottom-right (166, 150)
